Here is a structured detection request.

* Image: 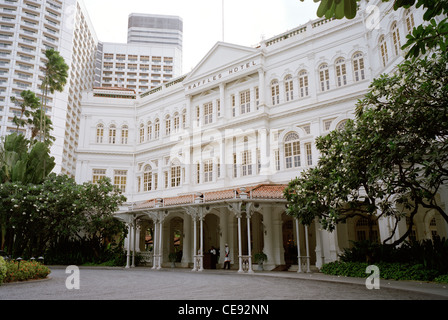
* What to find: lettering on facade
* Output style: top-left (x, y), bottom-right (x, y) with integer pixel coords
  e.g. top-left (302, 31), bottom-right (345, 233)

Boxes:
top-left (187, 60), bottom-right (257, 91)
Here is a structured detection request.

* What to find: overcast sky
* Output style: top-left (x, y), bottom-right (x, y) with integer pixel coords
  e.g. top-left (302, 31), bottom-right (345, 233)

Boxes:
top-left (82, 0), bottom-right (320, 74)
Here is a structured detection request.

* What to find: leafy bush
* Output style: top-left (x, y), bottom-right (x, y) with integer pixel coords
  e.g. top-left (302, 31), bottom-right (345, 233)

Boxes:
top-left (3, 260), bottom-right (50, 283)
top-left (434, 275), bottom-right (448, 283)
top-left (0, 257), bottom-right (7, 285)
top-left (338, 238), bottom-right (448, 275)
top-left (321, 261), bottom-right (441, 282)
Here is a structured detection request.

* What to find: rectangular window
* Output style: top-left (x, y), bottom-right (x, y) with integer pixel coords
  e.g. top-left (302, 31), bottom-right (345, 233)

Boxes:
top-left (233, 153), bottom-right (237, 178)
top-left (114, 170), bottom-right (127, 192)
top-left (299, 74), bottom-right (309, 97)
top-left (92, 169), bottom-right (106, 184)
top-left (255, 87), bottom-right (259, 109)
top-left (240, 90), bottom-right (250, 114)
top-left (241, 150), bottom-right (252, 176)
top-left (274, 150), bottom-right (280, 171)
top-left (216, 99), bottom-right (221, 117)
top-left (305, 142), bottom-right (312, 166)
top-left (231, 95), bottom-right (236, 117)
top-left (203, 102), bottom-right (213, 125)
top-left (203, 159), bottom-right (213, 183)
top-left (143, 172), bottom-right (152, 192)
top-left (171, 166), bottom-right (181, 187)
top-left (196, 106), bottom-right (200, 126)
top-left (164, 171), bottom-right (169, 188)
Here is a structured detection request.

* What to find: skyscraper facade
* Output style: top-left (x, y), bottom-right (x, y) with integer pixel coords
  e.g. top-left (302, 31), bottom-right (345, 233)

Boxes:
top-left (97, 14), bottom-right (183, 93)
top-left (0, 0), bottom-right (99, 177)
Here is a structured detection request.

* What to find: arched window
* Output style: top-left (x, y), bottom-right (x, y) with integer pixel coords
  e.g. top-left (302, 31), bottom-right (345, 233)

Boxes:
top-left (284, 75), bottom-right (294, 101)
top-left (96, 124), bottom-right (104, 143)
top-left (173, 112), bottom-right (180, 133)
top-left (109, 124), bottom-right (116, 144)
top-left (391, 22), bottom-right (401, 56)
top-left (405, 9), bottom-right (415, 35)
top-left (336, 120), bottom-right (348, 131)
top-left (154, 118), bottom-right (160, 139)
top-left (298, 70), bottom-right (309, 98)
top-left (335, 58), bottom-right (347, 87)
top-left (319, 63), bottom-right (330, 91)
top-left (139, 123), bottom-right (145, 143)
top-left (143, 165), bottom-right (152, 192)
top-left (182, 109), bottom-right (187, 129)
top-left (165, 115), bottom-right (171, 136)
top-left (379, 35), bottom-right (389, 67)
top-left (284, 132), bottom-right (300, 169)
top-left (271, 79), bottom-right (280, 105)
top-left (171, 161), bottom-right (181, 187)
top-left (352, 52), bottom-right (365, 82)
top-left (121, 125), bottom-right (128, 144)
top-left (147, 121), bottom-right (152, 140)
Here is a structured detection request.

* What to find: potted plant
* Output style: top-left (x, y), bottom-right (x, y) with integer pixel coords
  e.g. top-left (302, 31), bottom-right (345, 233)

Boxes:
top-left (169, 253), bottom-right (177, 268)
top-left (254, 252), bottom-right (268, 271)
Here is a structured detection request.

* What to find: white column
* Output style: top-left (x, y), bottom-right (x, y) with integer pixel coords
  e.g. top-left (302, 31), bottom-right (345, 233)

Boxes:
top-left (152, 221), bottom-right (158, 269)
top-left (131, 221), bottom-right (137, 267)
top-left (182, 214), bottom-right (191, 265)
top-left (246, 213), bottom-right (254, 273)
top-left (125, 222), bottom-right (131, 268)
top-left (305, 225), bottom-right (311, 273)
top-left (237, 214), bottom-right (243, 273)
top-left (157, 218), bottom-right (163, 269)
top-left (192, 216), bottom-right (197, 271)
top-left (295, 219), bottom-right (302, 273)
top-left (199, 215), bottom-right (204, 271)
top-left (219, 208), bottom-right (228, 265)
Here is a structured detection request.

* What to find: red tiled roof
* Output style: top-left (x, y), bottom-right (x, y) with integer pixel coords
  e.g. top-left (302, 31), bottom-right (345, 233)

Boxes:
top-left (132, 184), bottom-right (287, 211)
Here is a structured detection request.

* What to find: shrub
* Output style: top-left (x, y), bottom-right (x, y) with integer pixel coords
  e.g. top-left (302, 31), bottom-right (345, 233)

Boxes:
top-left (434, 275), bottom-right (448, 283)
top-left (0, 257), bottom-right (7, 285)
top-left (3, 260), bottom-right (51, 283)
top-left (321, 261), bottom-right (440, 282)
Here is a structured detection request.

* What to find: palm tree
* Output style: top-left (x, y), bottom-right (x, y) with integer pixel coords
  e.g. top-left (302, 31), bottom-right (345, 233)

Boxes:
top-left (40, 48), bottom-right (69, 143)
top-left (39, 49), bottom-right (68, 178)
top-left (10, 90), bottom-right (40, 134)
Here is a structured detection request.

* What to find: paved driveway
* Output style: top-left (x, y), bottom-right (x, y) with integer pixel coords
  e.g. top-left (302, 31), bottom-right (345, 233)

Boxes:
top-left (1, 267), bottom-right (446, 301)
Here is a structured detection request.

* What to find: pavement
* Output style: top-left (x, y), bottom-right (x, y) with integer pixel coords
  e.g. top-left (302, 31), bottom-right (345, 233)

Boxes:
top-left (1, 265), bottom-right (447, 301)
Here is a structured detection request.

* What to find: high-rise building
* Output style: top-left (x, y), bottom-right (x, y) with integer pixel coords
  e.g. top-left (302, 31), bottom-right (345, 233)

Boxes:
top-left (97, 14), bottom-right (183, 93)
top-left (127, 13), bottom-right (183, 48)
top-left (0, 2), bottom-right (183, 176)
top-left (0, 0), bottom-right (99, 177)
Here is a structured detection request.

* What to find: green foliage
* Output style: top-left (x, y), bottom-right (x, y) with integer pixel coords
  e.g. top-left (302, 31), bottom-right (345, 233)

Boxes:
top-left (254, 252), bottom-right (268, 263)
top-left (0, 133), bottom-right (55, 184)
top-left (0, 256), bottom-right (6, 285)
top-left (10, 90), bottom-right (40, 132)
top-left (0, 173), bottom-right (127, 260)
top-left (321, 261), bottom-right (440, 281)
top-left (3, 259), bottom-right (50, 283)
top-left (338, 238), bottom-right (448, 275)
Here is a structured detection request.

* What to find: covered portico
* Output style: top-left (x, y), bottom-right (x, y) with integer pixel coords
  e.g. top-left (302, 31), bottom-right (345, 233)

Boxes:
top-left (119, 184), bottom-right (316, 273)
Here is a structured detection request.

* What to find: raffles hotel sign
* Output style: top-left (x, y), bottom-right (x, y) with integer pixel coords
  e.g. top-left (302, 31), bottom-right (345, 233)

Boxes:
top-left (186, 59), bottom-right (259, 92)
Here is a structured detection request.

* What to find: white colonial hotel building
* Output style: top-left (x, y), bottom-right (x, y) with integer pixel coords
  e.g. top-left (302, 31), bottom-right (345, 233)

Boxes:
top-left (75, 1), bottom-right (448, 272)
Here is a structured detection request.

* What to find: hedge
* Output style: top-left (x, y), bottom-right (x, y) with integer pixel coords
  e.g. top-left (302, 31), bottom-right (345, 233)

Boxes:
top-left (320, 261), bottom-right (448, 282)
